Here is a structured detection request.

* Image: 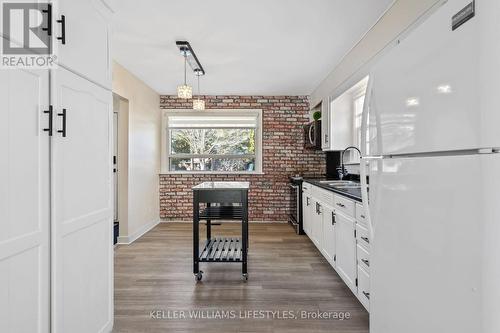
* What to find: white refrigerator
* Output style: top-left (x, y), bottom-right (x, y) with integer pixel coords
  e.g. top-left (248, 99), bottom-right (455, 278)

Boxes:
top-left (359, 0), bottom-right (500, 332)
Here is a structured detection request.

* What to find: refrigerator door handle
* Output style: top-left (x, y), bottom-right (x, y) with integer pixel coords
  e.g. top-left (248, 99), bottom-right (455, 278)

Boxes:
top-left (360, 75), bottom-right (375, 240)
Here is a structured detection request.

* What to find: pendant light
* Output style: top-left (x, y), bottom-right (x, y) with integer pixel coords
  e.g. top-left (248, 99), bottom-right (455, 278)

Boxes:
top-left (193, 69), bottom-right (205, 110)
top-left (177, 51), bottom-right (192, 99)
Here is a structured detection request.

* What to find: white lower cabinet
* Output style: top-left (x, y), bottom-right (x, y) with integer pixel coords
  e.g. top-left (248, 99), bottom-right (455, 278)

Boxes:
top-left (302, 181), bottom-right (371, 312)
top-left (321, 204), bottom-right (335, 266)
top-left (334, 211), bottom-right (357, 293)
top-left (311, 199), bottom-right (323, 248)
top-left (302, 186), bottom-right (312, 236)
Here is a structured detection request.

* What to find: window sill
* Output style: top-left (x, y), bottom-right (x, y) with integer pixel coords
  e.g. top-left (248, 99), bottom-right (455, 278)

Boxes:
top-left (159, 171), bottom-right (264, 176)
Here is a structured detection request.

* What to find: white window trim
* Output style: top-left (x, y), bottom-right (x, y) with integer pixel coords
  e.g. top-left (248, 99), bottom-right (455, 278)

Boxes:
top-left (160, 109), bottom-right (264, 175)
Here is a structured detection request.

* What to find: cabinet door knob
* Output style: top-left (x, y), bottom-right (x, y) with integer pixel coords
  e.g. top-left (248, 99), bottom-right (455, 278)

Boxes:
top-left (337, 202), bottom-right (345, 208)
top-left (363, 291), bottom-right (370, 300)
top-left (361, 259), bottom-right (370, 267)
top-left (361, 236), bottom-right (370, 244)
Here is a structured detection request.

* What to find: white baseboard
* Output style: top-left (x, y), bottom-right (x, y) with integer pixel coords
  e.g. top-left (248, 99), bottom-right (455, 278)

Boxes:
top-left (117, 219), bottom-right (160, 245)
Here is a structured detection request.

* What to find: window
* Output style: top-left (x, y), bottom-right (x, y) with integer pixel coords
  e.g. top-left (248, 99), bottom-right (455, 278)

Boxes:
top-left (162, 110), bottom-right (262, 173)
top-left (353, 92), bottom-right (365, 150)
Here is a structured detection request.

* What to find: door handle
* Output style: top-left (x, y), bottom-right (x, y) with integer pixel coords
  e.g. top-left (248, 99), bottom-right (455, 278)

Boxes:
top-left (361, 236), bottom-right (370, 244)
top-left (57, 108), bottom-right (66, 137)
top-left (363, 291), bottom-right (370, 300)
top-left (42, 4), bottom-right (52, 36)
top-left (306, 197), bottom-right (310, 206)
top-left (57, 15), bottom-right (66, 44)
top-left (361, 259), bottom-right (370, 267)
top-left (332, 212), bottom-right (336, 225)
top-left (43, 105), bottom-right (53, 136)
top-left (336, 202), bottom-right (345, 208)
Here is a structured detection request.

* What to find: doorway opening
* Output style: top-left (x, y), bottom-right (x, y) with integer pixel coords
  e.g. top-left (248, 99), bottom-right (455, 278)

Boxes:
top-left (112, 93), bottom-right (130, 245)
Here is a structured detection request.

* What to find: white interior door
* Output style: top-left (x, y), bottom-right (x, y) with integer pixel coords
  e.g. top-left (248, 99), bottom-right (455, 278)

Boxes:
top-left (51, 67), bottom-right (113, 333)
top-left (0, 69), bottom-right (50, 333)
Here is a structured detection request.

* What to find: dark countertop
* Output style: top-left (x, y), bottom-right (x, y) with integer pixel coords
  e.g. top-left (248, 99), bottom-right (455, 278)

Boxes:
top-left (303, 178), bottom-right (362, 202)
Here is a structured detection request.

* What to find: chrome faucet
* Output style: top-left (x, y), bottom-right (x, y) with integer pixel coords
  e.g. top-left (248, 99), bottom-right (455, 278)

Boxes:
top-left (339, 146), bottom-right (361, 179)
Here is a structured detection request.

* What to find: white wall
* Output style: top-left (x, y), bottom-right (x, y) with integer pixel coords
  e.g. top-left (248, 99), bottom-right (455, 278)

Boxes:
top-left (112, 61), bottom-right (161, 243)
top-left (310, 0), bottom-right (442, 107)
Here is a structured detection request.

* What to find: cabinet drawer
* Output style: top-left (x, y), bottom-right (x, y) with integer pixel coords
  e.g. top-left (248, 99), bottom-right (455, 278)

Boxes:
top-left (356, 223), bottom-right (370, 250)
top-left (334, 195), bottom-right (355, 217)
top-left (357, 244), bottom-right (370, 272)
top-left (355, 203), bottom-right (368, 226)
top-left (357, 265), bottom-right (370, 311)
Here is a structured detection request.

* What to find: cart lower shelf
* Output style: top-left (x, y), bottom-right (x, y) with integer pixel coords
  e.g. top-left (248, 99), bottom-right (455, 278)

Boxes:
top-left (199, 237), bottom-right (243, 262)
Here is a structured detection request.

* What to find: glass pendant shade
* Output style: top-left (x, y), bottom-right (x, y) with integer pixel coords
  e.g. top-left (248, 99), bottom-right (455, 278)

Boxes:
top-left (177, 84), bottom-right (192, 99)
top-left (177, 53), bottom-right (192, 99)
top-left (193, 99), bottom-right (205, 110)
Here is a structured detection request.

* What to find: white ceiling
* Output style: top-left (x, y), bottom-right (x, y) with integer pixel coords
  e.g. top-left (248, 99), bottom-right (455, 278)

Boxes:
top-left (112, 0), bottom-right (393, 96)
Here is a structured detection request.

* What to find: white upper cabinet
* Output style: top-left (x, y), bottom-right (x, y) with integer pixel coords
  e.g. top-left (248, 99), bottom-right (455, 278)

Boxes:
top-left (55, 0), bottom-right (112, 88)
top-left (0, 69), bottom-right (50, 333)
top-left (51, 67), bottom-right (113, 333)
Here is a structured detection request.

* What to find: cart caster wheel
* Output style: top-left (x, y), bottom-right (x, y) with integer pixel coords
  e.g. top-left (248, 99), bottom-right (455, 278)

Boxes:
top-left (242, 273), bottom-right (248, 281)
top-left (195, 271), bottom-right (203, 282)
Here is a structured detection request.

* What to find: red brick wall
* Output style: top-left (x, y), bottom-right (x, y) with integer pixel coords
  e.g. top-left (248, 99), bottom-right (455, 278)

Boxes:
top-left (159, 95), bottom-right (325, 222)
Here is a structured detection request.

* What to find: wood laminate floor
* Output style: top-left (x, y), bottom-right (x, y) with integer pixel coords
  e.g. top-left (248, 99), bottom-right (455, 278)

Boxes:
top-left (113, 223), bottom-right (369, 333)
